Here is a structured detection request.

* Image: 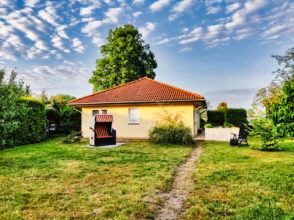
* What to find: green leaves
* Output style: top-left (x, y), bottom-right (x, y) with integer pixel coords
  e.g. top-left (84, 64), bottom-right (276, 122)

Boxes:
top-left (89, 24), bottom-right (157, 92)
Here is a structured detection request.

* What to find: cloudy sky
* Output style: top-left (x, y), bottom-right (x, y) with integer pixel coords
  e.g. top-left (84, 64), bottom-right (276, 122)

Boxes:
top-left (0, 0), bottom-right (293, 109)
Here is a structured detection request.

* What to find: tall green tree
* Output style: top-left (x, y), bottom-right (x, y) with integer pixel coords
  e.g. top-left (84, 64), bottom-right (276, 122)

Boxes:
top-left (270, 80), bottom-right (294, 137)
top-left (254, 47), bottom-right (294, 113)
top-left (89, 24), bottom-right (157, 92)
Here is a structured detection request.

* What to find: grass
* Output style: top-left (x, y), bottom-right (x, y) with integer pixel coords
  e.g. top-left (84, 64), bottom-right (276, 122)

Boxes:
top-left (182, 137), bottom-right (294, 219)
top-left (0, 138), bottom-right (192, 219)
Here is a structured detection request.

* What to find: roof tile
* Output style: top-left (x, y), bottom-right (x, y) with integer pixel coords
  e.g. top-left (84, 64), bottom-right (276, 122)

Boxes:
top-left (69, 77), bottom-right (204, 105)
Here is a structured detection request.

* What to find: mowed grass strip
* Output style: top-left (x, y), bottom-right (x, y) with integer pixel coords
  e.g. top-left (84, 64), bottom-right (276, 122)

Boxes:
top-left (0, 138), bottom-right (192, 219)
top-left (182, 137), bottom-right (294, 219)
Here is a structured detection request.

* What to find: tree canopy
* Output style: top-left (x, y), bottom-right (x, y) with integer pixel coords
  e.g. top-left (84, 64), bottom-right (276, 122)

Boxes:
top-left (254, 47), bottom-right (294, 113)
top-left (89, 24), bottom-right (157, 92)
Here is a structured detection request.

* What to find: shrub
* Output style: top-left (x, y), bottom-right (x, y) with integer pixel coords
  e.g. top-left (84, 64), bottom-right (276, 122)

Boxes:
top-left (200, 118), bottom-right (206, 129)
top-left (226, 108), bottom-right (247, 127)
top-left (249, 119), bottom-right (280, 151)
top-left (223, 122), bottom-right (234, 128)
top-left (207, 110), bottom-right (225, 126)
top-left (58, 106), bottom-right (81, 134)
top-left (149, 124), bottom-right (194, 145)
top-left (149, 110), bottom-right (194, 145)
top-left (46, 108), bottom-right (59, 122)
top-left (15, 97), bottom-right (47, 145)
top-left (204, 123), bottom-right (213, 128)
top-left (62, 131), bottom-right (82, 144)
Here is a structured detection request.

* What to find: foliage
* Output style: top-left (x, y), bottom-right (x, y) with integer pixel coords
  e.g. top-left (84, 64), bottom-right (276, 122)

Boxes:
top-left (270, 80), bottom-right (294, 137)
top-left (226, 108), bottom-right (247, 127)
top-left (207, 110), bottom-right (225, 126)
top-left (89, 24), bottom-right (157, 92)
top-left (249, 119), bottom-right (280, 151)
top-left (49, 94), bottom-right (76, 110)
top-left (149, 124), bottom-right (194, 145)
top-left (247, 104), bottom-right (266, 120)
top-left (254, 47), bottom-right (294, 113)
top-left (0, 139), bottom-right (191, 219)
top-left (62, 131), bottom-right (82, 144)
top-left (57, 106), bottom-right (81, 134)
top-left (0, 70), bottom-right (46, 148)
top-left (223, 122), bottom-right (234, 128)
top-left (150, 110), bottom-right (194, 145)
top-left (46, 108), bottom-right (59, 122)
top-left (216, 101), bottom-right (228, 111)
top-left (200, 118), bottom-right (206, 129)
top-left (204, 123), bottom-right (213, 128)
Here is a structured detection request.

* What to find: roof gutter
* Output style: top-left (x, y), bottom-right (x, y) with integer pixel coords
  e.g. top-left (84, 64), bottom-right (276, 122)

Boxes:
top-left (68, 99), bottom-right (206, 107)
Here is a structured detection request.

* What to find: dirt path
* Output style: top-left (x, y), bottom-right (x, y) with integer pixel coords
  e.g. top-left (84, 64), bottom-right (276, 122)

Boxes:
top-left (156, 144), bottom-right (203, 220)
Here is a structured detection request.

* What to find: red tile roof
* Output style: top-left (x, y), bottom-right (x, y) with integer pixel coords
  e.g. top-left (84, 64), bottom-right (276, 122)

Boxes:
top-left (68, 77), bottom-right (205, 106)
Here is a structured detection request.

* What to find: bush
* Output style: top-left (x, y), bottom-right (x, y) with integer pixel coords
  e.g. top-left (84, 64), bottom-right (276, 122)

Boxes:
top-left (46, 108), bottom-right (59, 122)
top-left (226, 108), bottom-right (247, 127)
top-left (57, 106), bottom-right (81, 134)
top-left (200, 118), bottom-right (206, 129)
top-left (249, 119), bottom-right (280, 151)
top-left (62, 131), bottom-right (82, 144)
top-left (204, 123), bottom-right (213, 128)
top-left (149, 124), bottom-right (194, 145)
top-left (16, 97), bottom-right (47, 145)
top-left (207, 110), bottom-right (225, 126)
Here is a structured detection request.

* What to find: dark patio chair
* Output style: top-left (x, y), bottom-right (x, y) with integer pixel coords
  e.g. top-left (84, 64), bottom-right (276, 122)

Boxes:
top-left (230, 124), bottom-right (249, 147)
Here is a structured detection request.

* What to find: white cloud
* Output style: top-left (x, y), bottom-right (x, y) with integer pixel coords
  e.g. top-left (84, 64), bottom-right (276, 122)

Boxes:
top-left (92, 36), bottom-right (104, 47)
top-left (179, 47), bottom-right (192, 52)
top-left (233, 27), bottom-right (254, 40)
top-left (72, 37), bottom-right (85, 53)
top-left (150, 0), bottom-right (171, 12)
top-left (225, 0), bottom-right (267, 30)
top-left (38, 6), bottom-right (60, 26)
top-left (172, 0), bottom-right (194, 13)
top-left (179, 27), bottom-right (203, 44)
top-left (155, 38), bottom-right (171, 45)
top-left (24, 0), bottom-right (40, 7)
top-left (104, 7), bottom-right (122, 23)
top-left (133, 11), bottom-right (142, 18)
top-left (81, 20), bottom-right (103, 35)
top-left (138, 22), bottom-right (156, 39)
top-left (56, 25), bottom-right (69, 39)
top-left (226, 2), bottom-right (240, 13)
top-left (63, 60), bottom-right (75, 65)
top-left (80, 6), bottom-right (95, 16)
top-left (206, 24), bottom-right (223, 39)
top-left (133, 0), bottom-right (144, 5)
top-left (207, 6), bottom-right (221, 14)
top-left (51, 35), bottom-right (69, 53)
top-left (168, 14), bottom-right (178, 21)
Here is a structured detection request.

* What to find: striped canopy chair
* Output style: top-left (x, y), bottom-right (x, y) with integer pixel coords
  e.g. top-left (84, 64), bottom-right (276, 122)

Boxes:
top-left (89, 115), bottom-right (116, 146)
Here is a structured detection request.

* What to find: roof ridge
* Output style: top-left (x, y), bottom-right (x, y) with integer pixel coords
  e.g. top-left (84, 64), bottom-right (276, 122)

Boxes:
top-left (68, 77), bottom-right (147, 104)
top-left (144, 77), bottom-right (204, 99)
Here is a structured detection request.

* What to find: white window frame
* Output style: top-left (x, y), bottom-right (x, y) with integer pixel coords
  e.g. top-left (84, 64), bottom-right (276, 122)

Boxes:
top-left (128, 108), bottom-right (139, 124)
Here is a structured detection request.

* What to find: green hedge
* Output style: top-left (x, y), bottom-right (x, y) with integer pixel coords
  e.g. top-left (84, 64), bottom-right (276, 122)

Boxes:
top-left (226, 108), bottom-right (247, 127)
top-left (207, 108), bottom-right (247, 127)
top-left (15, 97), bottom-right (47, 145)
top-left (207, 110), bottom-right (225, 126)
top-left (0, 96), bottom-right (46, 148)
top-left (57, 106), bottom-right (81, 134)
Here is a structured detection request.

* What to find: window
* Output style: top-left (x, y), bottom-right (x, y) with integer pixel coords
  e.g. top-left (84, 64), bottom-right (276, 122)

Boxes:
top-left (101, 109), bottom-right (108, 115)
top-left (92, 110), bottom-right (99, 116)
top-left (128, 108), bottom-right (139, 124)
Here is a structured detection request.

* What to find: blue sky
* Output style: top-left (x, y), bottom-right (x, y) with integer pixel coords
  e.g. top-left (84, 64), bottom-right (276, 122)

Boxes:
top-left (0, 0), bottom-right (293, 109)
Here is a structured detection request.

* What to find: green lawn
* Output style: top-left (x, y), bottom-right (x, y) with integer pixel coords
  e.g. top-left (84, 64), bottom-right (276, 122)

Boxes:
top-left (0, 138), bottom-right (192, 219)
top-left (182, 137), bottom-right (294, 219)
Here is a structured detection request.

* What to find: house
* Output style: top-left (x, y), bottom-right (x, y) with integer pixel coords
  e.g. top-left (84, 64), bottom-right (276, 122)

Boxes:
top-left (68, 77), bottom-right (206, 140)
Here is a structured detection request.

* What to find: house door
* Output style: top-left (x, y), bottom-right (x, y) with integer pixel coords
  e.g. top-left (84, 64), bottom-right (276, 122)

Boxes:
top-left (194, 110), bottom-right (200, 137)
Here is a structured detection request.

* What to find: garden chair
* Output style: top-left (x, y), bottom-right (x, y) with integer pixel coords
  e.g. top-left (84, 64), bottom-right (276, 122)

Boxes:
top-left (230, 124), bottom-right (249, 147)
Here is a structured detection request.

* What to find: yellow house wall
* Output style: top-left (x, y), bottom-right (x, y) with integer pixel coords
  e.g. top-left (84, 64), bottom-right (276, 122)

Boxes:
top-left (81, 104), bottom-right (195, 138)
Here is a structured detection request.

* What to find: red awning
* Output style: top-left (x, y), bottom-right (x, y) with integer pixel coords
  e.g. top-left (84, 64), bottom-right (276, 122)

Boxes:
top-left (95, 115), bottom-right (113, 122)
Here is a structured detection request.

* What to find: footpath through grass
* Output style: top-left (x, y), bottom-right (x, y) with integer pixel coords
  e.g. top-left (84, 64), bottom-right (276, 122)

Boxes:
top-left (182, 137), bottom-right (294, 219)
top-left (0, 138), bottom-right (192, 219)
